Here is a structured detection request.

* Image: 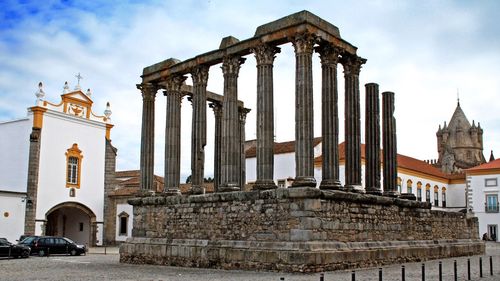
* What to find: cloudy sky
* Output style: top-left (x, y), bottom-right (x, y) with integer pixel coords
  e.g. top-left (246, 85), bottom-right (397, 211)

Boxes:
top-left (1, 0), bottom-right (499, 181)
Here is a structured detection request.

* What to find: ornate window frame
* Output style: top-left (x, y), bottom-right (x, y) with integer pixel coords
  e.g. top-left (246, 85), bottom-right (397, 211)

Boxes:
top-left (66, 143), bottom-right (83, 188)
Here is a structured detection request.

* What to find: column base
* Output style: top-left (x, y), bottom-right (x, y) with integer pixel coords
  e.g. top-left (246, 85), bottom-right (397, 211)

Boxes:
top-left (319, 179), bottom-right (342, 190)
top-left (400, 193), bottom-right (416, 201)
top-left (365, 187), bottom-right (383, 196)
top-left (218, 183), bottom-right (240, 193)
top-left (253, 180), bottom-right (277, 190)
top-left (291, 176), bottom-right (317, 188)
top-left (383, 190), bottom-right (400, 197)
top-left (164, 188), bottom-right (182, 196)
top-left (342, 184), bottom-right (361, 193)
top-left (136, 189), bottom-right (155, 197)
top-left (190, 185), bottom-right (205, 195)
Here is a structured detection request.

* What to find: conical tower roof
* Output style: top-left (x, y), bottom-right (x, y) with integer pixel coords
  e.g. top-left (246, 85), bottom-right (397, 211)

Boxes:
top-left (448, 101), bottom-right (471, 131)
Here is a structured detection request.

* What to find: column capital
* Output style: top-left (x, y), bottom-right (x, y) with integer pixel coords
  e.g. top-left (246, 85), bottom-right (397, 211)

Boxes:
top-left (191, 65), bottom-right (210, 86)
top-left (253, 44), bottom-right (281, 65)
top-left (292, 33), bottom-right (316, 55)
top-left (315, 43), bottom-right (342, 65)
top-left (341, 54), bottom-right (367, 76)
top-left (137, 83), bottom-right (157, 101)
top-left (209, 102), bottom-right (223, 117)
top-left (221, 56), bottom-right (246, 78)
top-left (238, 107), bottom-right (251, 123)
top-left (163, 75), bottom-right (187, 95)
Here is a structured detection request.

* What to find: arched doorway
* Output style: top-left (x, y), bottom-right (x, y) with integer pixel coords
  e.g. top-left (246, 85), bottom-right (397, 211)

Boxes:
top-left (45, 202), bottom-right (97, 247)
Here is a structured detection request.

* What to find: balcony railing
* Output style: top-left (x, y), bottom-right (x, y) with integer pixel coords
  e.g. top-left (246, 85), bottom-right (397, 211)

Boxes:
top-left (485, 203), bottom-right (499, 213)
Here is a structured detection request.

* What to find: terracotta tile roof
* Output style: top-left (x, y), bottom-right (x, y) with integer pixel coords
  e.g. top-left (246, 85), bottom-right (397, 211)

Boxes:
top-left (110, 170), bottom-right (164, 196)
top-left (467, 158), bottom-right (500, 171)
top-left (312, 142), bottom-right (463, 181)
top-left (245, 137), bottom-right (322, 158)
top-left (115, 170), bottom-right (140, 178)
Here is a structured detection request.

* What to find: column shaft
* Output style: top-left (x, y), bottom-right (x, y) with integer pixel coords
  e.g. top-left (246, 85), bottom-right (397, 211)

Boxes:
top-left (138, 83), bottom-right (156, 192)
top-left (210, 102), bottom-right (223, 192)
top-left (316, 44), bottom-right (342, 190)
top-left (164, 75), bottom-right (186, 195)
top-left (382, 91), bottom-right (398, 196)
top-left (219, 56), bottom-right (245, 192)
top-left (342, 55), bottom-right (366, 191)
top-left (253, 44), bottom-right (280, 190)
top-left (291, 33), bottom-right (317, 187)
top-left (190, 66), bottom-right (209, 194)
top-left (365, 83), bottom-right (382, 194)
top-left (239, 108), bottom-right (250, 189)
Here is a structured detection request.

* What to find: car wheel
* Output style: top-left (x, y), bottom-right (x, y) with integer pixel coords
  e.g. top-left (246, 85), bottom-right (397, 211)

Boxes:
top-left (70, 249), bottom-right (77, 256)
top-left (38, 250), bottom-right (45, 257)
top-left (22, 250), bottom-right (30, 258)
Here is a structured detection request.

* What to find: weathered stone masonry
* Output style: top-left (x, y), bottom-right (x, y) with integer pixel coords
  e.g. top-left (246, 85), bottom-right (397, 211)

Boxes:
top-left (121, 188), bottom-right (483, 272)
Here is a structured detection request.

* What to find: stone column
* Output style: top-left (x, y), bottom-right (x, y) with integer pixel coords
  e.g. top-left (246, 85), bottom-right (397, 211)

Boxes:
top-left (24, 127), bottom-right (42, 235)
top-left (209, 102), bottom-right (223, 192)
top-left (365, 83), bottom-right (382, 195)
top-left (291, 33), bottom-right (317, 188)
top-left (163, 75), bottom-right (187, 195)
top-left (316, 43), bottom-right (342, 190)
top-left (239, 108), bottom-right (251, 190)
top-left (252, 44), bottom-right (280, 190)
top-left (382, 91), bottom-right (398, 196)
top-left (341, 54), bottom-right (366, 191)
top-left (138, 83), bottom-right (157, 192)
top-left (219, 56), bottom-right (245, 192)
top-left (190, 65), bottom-right (210, 195)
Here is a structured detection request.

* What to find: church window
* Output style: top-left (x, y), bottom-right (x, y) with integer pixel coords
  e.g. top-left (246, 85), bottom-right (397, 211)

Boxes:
top-left (417, 182), bottom-right (422, 201)
top-left (434, 185), bottom-right (439, 206)
top-left (118, 212), bottom-right (129, 236)
top-left (442, 187), bottom-right (447, 207)
top-left (65, 144), bottom-right (83, 188)
top-left (425, 184), bottom-right (431, 203)
top-left (406, 180), bottom-right (413, 194)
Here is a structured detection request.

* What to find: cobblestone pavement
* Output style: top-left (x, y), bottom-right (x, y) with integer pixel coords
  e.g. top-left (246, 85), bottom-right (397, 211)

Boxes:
top-left (1, 243), bottom-right (499, 281)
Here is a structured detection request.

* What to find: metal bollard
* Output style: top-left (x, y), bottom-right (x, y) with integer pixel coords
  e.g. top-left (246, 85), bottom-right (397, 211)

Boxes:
top-left (351, 270), bottom-right (355, 281)
top-left (402, 265), bottom-right (405, 281)
top-left (467, 258), bottom-right (471, 280)
top-left (490, 256), bottom-right (493, 276)
top-left (379, 268), bottom-right (382, 281)
top-left (439, 261), bottom-right (442, 281)
top-left (421, 263), bottom-right (425, 281)
top-left (454, 260), bottom-right (457, 281)
top-left (319, 273), bottom-right (324, 281)
top-left (480, 257), bottom-right (483, 278)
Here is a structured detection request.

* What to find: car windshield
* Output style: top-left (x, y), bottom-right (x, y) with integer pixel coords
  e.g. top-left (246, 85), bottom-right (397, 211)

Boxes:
top-left (20, 236), bottom-right (36, 244)
top-left (63, 237), bottom-right (75, 244)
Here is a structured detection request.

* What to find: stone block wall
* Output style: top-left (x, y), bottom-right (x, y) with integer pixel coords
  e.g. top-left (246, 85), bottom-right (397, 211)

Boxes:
top-left (121, 187), bottom-right (483, 272)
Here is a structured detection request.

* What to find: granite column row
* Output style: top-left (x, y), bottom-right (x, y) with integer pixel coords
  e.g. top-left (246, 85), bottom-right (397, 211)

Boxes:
top-left (138, 83), bottom-right (157, 192)
top-left (382, 91), bottom-right (398, 196)
top-left (365, 83), bottom-right (381, 195)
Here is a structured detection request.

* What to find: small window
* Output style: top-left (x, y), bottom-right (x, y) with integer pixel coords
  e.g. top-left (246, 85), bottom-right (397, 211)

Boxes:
top-left (65, 144), bottom-right (83, 188)
top-left (442, 187), bottom-right (447, 208)
top-left (486, 194), bottom-right (499, 213)
top-left (485, 178), bottom-right (498, 187)
top-left (434, 191), bottom-right (439, 206)
top-left (79, 222), bottom-right (84, 232)
top-left (277, 180), bottom-right (286, 188)
top-left (119, 216), bottom-right (128, 236)
top-left (417, 188), bottom-right (422, 202)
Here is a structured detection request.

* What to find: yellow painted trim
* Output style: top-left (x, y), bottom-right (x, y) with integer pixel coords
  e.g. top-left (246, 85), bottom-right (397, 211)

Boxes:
top-left (65, 143), bottom-right (83, 189)
top-left (62, 93), bottom-right (93, 119)
top-left (106, 124), bottom-right (114, 140)
top-left (425, 183), bottom-right (431, 190)
top-left (30, 106), bottom-right (47, 129)
top-left (43, 100), bottom-right (63, 107)
top-left (467, 169), bottom-right (500, 176)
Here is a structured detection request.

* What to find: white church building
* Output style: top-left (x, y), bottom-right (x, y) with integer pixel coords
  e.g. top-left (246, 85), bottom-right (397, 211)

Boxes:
top-left (0, 81), bottom-right (113, 246)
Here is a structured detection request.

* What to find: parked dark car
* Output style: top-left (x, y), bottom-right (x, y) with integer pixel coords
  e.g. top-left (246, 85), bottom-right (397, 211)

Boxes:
top-left (0, 238), bottom-right (30, 258)
top-left (29, 236), bottom-right (86, 256)
top-left (18, 235), bottom-right (39, 247)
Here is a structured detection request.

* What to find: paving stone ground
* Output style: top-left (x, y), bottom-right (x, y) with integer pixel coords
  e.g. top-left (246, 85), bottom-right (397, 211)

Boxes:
top-left (1, 242), bottom-right (499, 281)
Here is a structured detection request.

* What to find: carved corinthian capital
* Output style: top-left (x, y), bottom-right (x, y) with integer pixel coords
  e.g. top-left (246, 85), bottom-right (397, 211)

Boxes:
top-left (191, 65), bottom-right (210, 86)
top-left (221, 56), bottom-right (246, 78)
top-left (137, 83), bottom-right (157, 101)
top-left (163, 75), bottom-right (187, 95)
top-left (253, 44), bottom-right (281, 65)
top-left (341, 54), bottom-right (367, 76)
top-left (292, 33), bottom-right (316, 55)
top-left (315, 43), bottom-right (342, 66)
